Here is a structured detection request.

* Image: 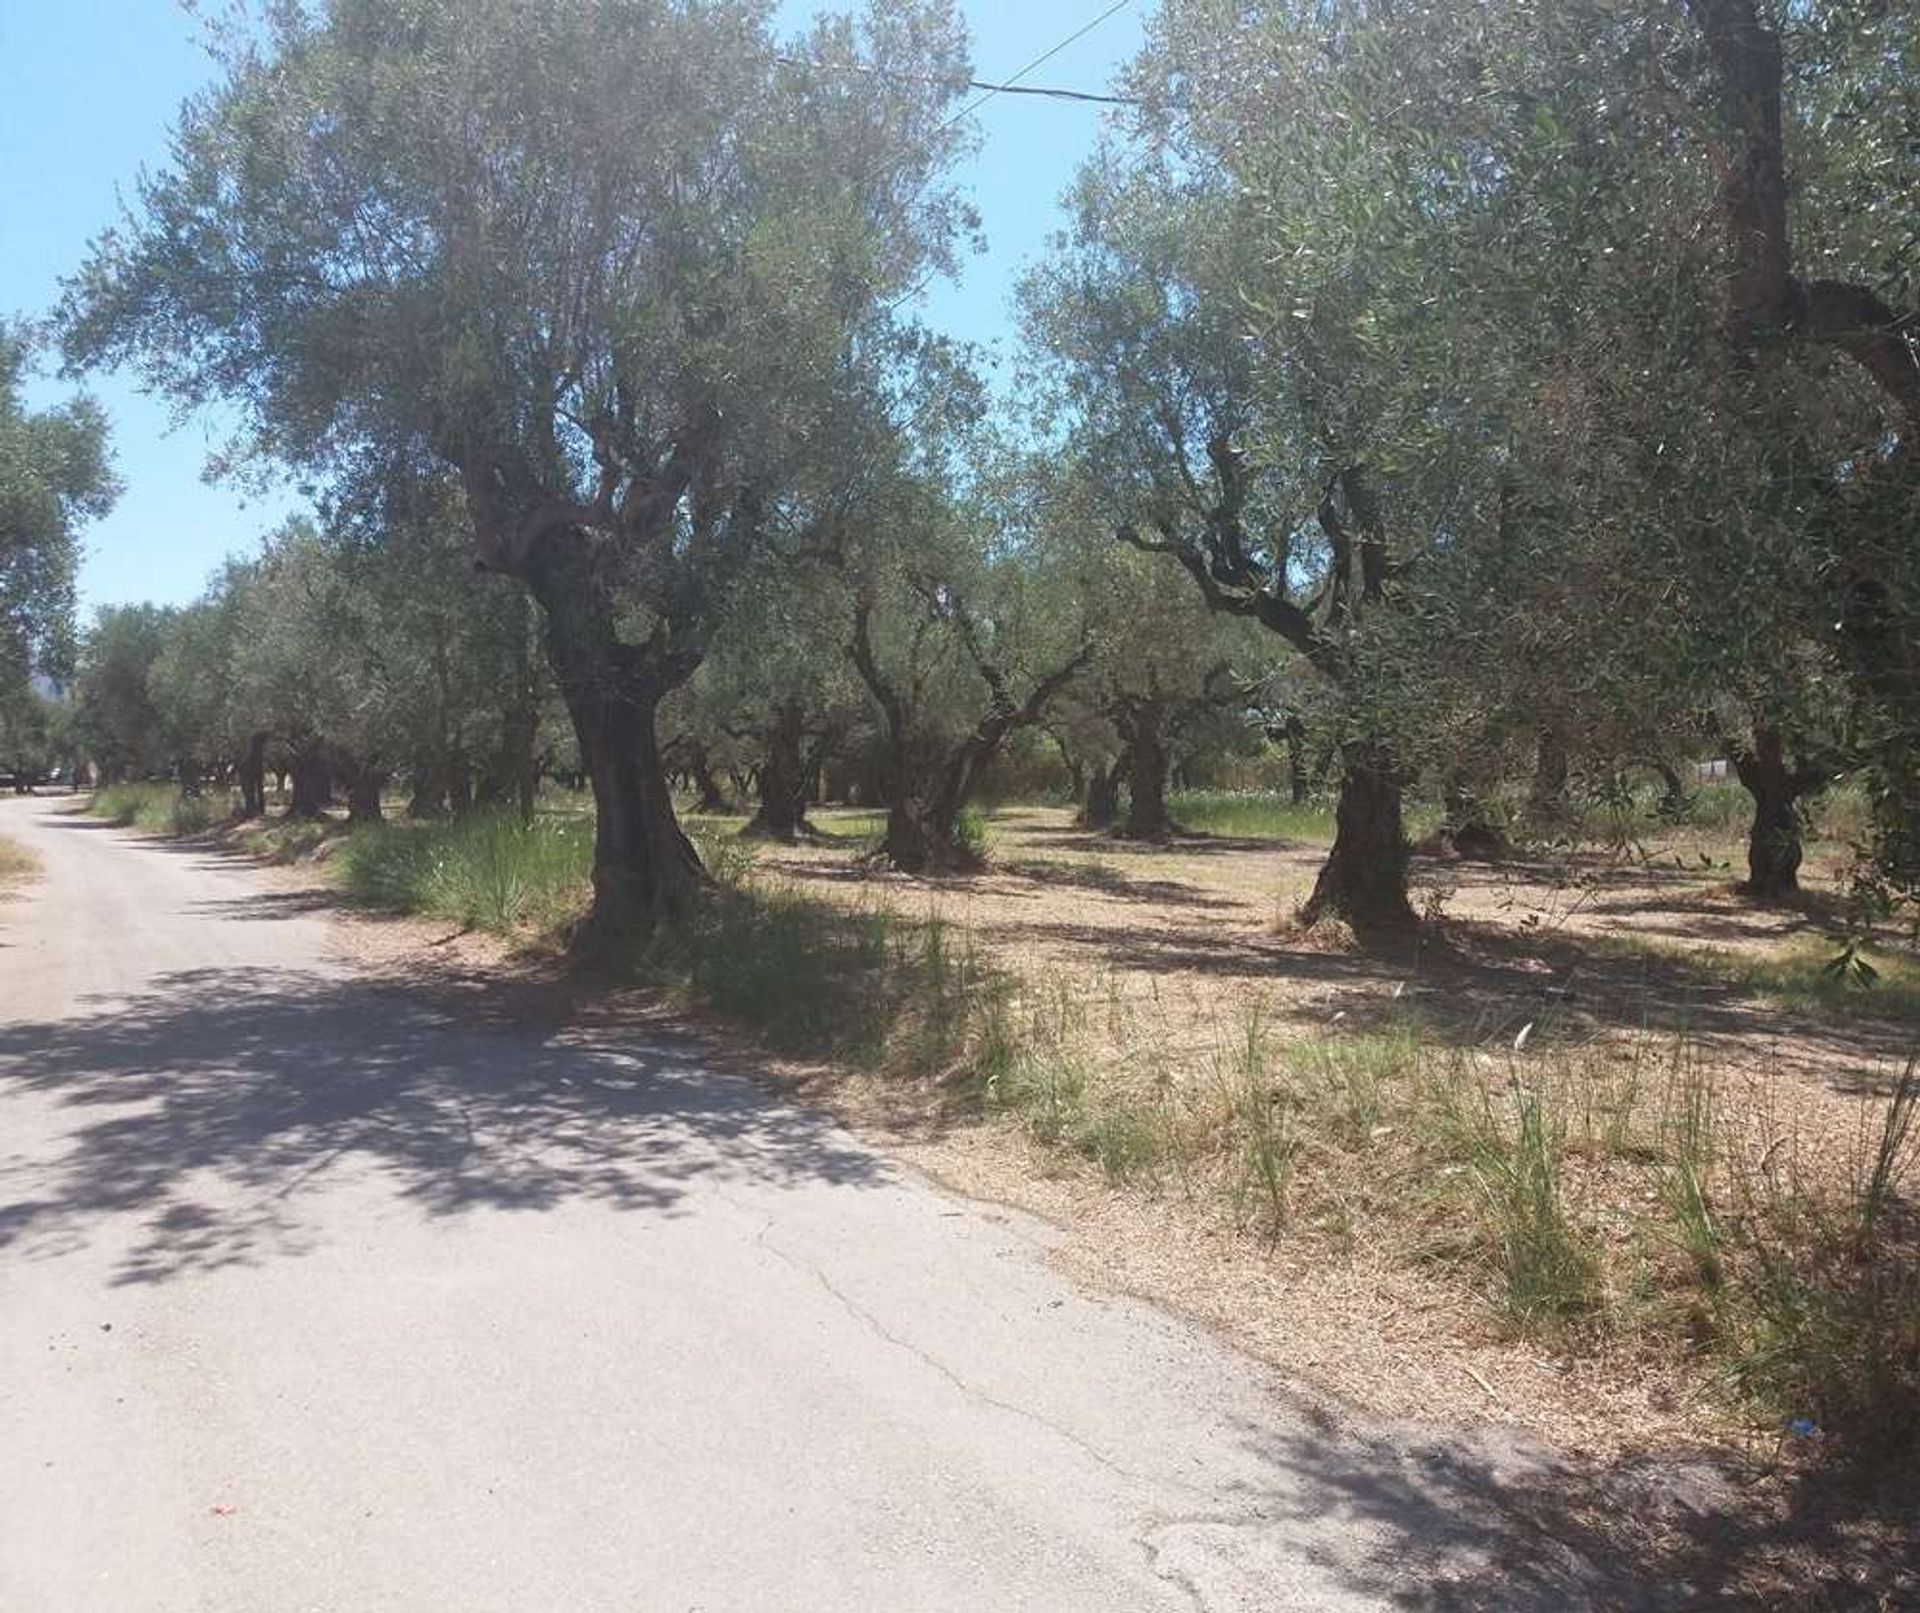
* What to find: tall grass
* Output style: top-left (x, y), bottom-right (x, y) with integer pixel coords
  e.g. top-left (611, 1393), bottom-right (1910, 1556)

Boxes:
top-left (90, 782), bottom-right (234, 835)
top-left (337, 811), bottom-right (591, 931)
top-left (1695, 1058), bottom-right (1920, 1450)
top-left (1166, 790), bottom-right (1335, 842)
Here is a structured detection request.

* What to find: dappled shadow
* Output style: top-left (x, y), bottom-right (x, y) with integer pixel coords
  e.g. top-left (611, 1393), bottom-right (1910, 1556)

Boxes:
top-left (957, 893), bottom-right (1913, 1086)
top-left (0, 967), bottom-right (881, 1286)
top-left (1207, 1418), bottom-right (1915, 1611)
top-left (996, 857), bottom-right (1240, 911)
top-left (1010, 824), bottom-right (1305, 857)
top-left (185, 887), bottom-right (342, 921)
top-left (35, 812), bottom-right (129, 833)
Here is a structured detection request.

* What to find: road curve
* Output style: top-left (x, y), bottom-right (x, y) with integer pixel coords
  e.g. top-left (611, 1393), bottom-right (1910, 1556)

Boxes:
top-left (0, 795), bottom-right (1616, 1612)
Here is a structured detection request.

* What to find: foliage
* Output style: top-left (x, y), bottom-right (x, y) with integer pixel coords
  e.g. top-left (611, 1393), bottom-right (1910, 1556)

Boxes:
top-left (0, 324), bottom-right (117, 727)
top-left (61, 0), bottom-right (981, 929)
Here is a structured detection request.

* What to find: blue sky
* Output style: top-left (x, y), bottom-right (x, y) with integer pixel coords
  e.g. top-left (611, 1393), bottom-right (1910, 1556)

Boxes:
top-left (0, 1), bottom-right (1143, 614)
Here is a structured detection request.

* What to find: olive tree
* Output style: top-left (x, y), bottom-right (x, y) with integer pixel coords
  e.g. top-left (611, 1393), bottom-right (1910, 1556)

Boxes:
top-left (61, 0), bottom-right (975, 935)
top-left (1, 324), bottom-right (117, 747)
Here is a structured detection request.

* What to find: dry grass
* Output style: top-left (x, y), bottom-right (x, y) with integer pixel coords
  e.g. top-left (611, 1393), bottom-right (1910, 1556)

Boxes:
top-left (0, 833), bottom-right (39, 891)
top-left (731, 805), bottom-right (1920, 1461)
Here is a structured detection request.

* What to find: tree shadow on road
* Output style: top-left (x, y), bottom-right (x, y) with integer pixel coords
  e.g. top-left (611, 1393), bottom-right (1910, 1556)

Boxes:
top-left (1182, 1416), bottom-right (1915, 1610)
top-left (0, 967), bottom-right (883, 1286)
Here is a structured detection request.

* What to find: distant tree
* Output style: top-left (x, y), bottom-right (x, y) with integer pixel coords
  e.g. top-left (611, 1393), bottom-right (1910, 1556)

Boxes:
top-left (0, 323), bottom-right (117, 752)
top-left (842, 473), bottom-right (1092, 872)
top-left (1030, 463), bottom-right (1258, 840)
top-left (74, 604), bottom-right (174, 783)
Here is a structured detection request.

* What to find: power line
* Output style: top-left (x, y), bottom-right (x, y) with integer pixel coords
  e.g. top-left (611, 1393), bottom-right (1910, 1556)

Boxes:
top-left (964, 78), bottom-right (1135, 107)
top-left (937, 0), bottom-right (1139, 138)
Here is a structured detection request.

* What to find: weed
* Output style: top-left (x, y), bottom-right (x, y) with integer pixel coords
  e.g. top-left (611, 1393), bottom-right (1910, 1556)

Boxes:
top-left (1443, 1061), bottom-right (1601, 1326)
top-left (1658, 1063), bottom-right (1723, 1291)
top-left (1213, 1011), bottom-right (1297, 1235)
top-left (1076, 1103), bottom-right (1168, 1183)
top-left (0, 834), bottom-right (39, 889)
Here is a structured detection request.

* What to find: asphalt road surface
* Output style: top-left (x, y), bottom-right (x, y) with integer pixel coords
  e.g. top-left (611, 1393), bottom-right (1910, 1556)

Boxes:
top-left (0, 795), bottom-right (1627, 1612)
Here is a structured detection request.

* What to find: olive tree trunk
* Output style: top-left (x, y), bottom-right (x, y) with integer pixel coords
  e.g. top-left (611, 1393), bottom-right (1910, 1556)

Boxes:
top-left (286, 747), bottom-right (331, 820)
top-left (1299, 743), bottom-right (1414, 931)
top-left (1121, 729), bottom-right (1177, 840)
top-left (526, 542), bottom-right (706, 938)
top-left (1080, 754), bottom-right (1125, 830)
top-left (237, 733), bottom-right (268, 820)
top-left (1731, 727), bottom-right (1823, 900)
top-left (743, 700), bottom-right (814, 843)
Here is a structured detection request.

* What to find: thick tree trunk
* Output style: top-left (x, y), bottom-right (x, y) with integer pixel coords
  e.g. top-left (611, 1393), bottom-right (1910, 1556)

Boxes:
top-left (1733, 727), bottom-right (1807, 900)
top-left (687, 746), bottom-right (729, 814)
top-left (526, 545), bottom-right (706, 938)
top-left (237, 734), bottom-right (268, 820)
top-left (408, 765), bottom-right (449, 820)
top-left (1300, 744), bottom-right (1414, 932)
top-left (286, 749), bottom-right (331, 821)
top-left (743, 701), bottom-right (814, 842)
top-left (1080, 753), bottom-right (1125, 830)
top-left (1121, 731), bottom-right (1177, 840)
top-left (344, 763), bottom-right (384, 826)
top-left (877, 734), bottom-right (983, 873)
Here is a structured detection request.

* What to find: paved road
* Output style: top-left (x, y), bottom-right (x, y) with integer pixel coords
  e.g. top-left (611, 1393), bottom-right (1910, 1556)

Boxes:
top-left (0, 795), bottom-right (1617, 1612)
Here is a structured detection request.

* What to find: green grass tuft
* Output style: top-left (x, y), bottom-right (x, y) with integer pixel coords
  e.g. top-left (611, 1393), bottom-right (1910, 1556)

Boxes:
top-left (337, 811), bottom-right (591, 931)
top-left (1166, 790), bottom-right (1336, 843)
top-left (90, 783), bottom-right (234, 835)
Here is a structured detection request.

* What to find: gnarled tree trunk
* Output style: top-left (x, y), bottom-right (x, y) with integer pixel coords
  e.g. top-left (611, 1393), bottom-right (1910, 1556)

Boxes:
top-left (1080, 753), bottom-right (1125, 831)
top-left (1121, 727), bottom-right (1176, 840)
top-left (743, 700), bottom-right (814, 843)
top-left (526, 540), bottom-right (706, 938)
top-left (286, 747), bottom-right (331, 821)
top-left (850, 589), bottom-right (1091, 875)
top-left (408, 764), bottom-right (449, 820)
top-left (1300, 742), bottom-right (1414, 932)
top-left (237, 733), bottom-right (268, 820)
top-left (686, 744), bottom-right (730, 814)
top-left (1731, 726), bottom-right (1823, 900)
top-left (343, 759), bottom-right (385, 826)
top-left (1282, 715), bottom-right (1309, 806)
top-left (1527, 726), bottom-right (1571, 831)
